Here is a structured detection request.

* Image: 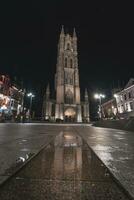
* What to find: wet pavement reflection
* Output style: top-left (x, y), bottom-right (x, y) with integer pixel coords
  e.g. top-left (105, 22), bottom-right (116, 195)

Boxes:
top-left (0, 131), bottom-right (131, 200)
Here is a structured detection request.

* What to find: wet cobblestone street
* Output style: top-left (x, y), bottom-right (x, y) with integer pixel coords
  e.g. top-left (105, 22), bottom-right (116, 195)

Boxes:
top-left (0, 130), bottom-right (131, 200)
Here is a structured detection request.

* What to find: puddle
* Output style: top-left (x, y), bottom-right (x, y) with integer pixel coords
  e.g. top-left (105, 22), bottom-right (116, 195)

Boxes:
top-left (0, 132), bottom-right (131, 200)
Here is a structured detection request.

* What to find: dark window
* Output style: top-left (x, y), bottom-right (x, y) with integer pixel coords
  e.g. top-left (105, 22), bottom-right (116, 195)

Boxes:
top-left (130, 102), bottom-right (133, 110)
top-left (64, 72), bottom-right (68, 84)
top-left (70, 59), bottom-right (73, 68)
top-left (65, 90), bottom-right (73, 104)
top-left (81, 106), bottom-right (84, 117)
top-left (67, 43), bottom-right (70, 50)
top-left (52, 104), bottom-right (55, 116)
top-left (65, 58), bottom-right (67, 68)
top-left (128, 92), bottom-right (132, 99)
top-left (124, 94), bottom-right (127, 100)
top-left (11, 100), bottom-right (14, 107)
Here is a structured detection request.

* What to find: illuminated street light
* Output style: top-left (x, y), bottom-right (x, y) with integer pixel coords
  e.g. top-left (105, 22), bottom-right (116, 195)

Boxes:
top-left (27, 93), bottom-right (35, 121)
top-left (114, 94), bottom-right (118, 98)
top-left (94, 94), bottom-right (105, 99)
top-left (27, 93), bottom-right (35, 98)
top-left (94, 94), bottom-right (99, 99)
top-left (94, 93), bottom-right (105, 119)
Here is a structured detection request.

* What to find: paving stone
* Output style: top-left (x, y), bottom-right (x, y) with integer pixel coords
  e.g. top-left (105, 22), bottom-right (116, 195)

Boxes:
top-left (0, 130), bottom-right (130, 200)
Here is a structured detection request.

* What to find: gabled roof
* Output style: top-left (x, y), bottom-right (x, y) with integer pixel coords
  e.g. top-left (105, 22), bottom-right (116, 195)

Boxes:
top-left (124, 78), bottom-right (134, 89)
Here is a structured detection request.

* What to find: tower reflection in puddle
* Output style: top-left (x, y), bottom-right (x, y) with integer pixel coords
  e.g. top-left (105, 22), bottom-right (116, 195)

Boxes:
top-left (52, 132), bottom-right (83, 198)
top-left (53, 132), bottom-right (82, 181)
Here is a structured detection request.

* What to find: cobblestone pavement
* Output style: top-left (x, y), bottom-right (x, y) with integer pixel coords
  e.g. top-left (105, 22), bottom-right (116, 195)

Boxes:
top-left (0, 123), bottom-right (63, 184)
top-left (74, 125), bottom-right (134, 199)
top-left (0, 128), bottom-right (131, 200)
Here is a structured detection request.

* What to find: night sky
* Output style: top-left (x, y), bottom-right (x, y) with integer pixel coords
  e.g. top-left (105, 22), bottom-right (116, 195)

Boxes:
top-left (0, 1), bottom-right (134, 117)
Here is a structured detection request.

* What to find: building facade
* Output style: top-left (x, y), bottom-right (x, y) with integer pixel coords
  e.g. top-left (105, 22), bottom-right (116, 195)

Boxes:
top-left (114, 78), bottom-right (134, 118)
top-left (0, 75), bottom-right (24, 120)
top-left (42, 27), bottom-right (90, 122)
top-left (102, 78), bottom-right (134, 119)
top-left (102, 98), bottom-right (118, 119)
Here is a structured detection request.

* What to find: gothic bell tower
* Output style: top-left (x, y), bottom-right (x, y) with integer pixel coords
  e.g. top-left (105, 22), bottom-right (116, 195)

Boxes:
top-left (55, 26), bottom-right (82, 122)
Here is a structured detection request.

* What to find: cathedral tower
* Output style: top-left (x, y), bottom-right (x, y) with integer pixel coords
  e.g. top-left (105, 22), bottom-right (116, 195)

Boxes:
top-left (55, 26), bottom-right (82, 122)
top-left (42, 26), bottom-right (90, 122)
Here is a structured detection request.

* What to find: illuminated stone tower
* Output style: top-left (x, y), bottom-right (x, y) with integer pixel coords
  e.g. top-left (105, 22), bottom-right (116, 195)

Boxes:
top-left (55, 26), bottom-right (82, 122)
top-left (42, 26), bottom-right (90, 122)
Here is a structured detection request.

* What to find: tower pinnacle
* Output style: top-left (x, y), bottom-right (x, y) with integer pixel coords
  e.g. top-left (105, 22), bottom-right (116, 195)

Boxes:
top-left (46, 84), bottom-right (50, 99)
top-left (73, 28), bottom-right (77, 38)
top-left (60, 25), bottom-right (64, 35)
top-left (46, 84), bottom-right (50, 92)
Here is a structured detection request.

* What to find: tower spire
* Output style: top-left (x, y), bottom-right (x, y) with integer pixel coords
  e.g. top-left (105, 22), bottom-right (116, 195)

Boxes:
top-left (73, 28), bottom-right (77, 38)
top-left (59, 25), bottom-right (65, 53)
top-left (60, 25), bottom-right (64, 35)
top-left (46, 83), bottom-right (50, 92)
top-left (46, 83), bottom-right (50, 100)
top-left (73, 27), bottom-right (77, 54)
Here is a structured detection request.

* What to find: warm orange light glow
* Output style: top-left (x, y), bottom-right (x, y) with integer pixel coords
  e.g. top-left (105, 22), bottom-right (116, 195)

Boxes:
top-left (64, 108), bottom-right (76, 116)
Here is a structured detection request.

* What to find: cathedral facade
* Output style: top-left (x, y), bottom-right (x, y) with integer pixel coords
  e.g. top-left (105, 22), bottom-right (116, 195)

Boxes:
top-left (42, 27), bottom-right (90, 122)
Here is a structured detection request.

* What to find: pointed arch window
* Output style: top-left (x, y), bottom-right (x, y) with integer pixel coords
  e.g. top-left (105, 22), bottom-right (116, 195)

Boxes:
top-left (65, 58), bottom-right (67, 68)
top-left (65, 90), bottom-right (73, 104)
top-left (67, 43), bottom-right (70, 50)
top-left (70, 59), bottom-right (73, 68)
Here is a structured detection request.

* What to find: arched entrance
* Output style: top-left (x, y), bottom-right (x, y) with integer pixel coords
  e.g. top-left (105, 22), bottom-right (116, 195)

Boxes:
top-left (64, 108), bottom-right (76, 122)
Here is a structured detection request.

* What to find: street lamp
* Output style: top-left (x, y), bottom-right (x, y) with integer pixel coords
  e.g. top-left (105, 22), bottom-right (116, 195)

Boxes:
top-left (27, 93), bottom-right (35, 121)
top-left (94, 93), bottom-right (105, 119)
top-left (114, 94), bottom-right (118, 98)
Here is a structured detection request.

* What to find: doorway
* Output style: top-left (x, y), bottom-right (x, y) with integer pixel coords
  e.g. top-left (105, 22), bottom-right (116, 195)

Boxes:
top-left (64, 108), bottom-right (76, 122)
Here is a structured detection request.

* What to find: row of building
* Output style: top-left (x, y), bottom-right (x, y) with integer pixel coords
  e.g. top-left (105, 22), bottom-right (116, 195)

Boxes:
top-left (102, 78), bottom-right (134, 119)
top-left (0, 75), bottom-right (25, 121)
